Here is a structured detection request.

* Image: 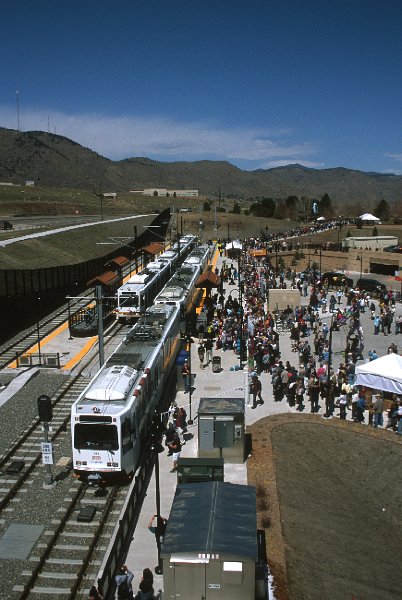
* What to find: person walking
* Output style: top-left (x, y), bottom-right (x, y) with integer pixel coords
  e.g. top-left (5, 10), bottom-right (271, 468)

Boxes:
top-left (133, 568), bottom-right (154, 600)
top-left (198, 322), bottom-right (205, 343)
top-left (168, 433), bottom-right (182, 472)
top-left (251, 375), bottom-right (264, 409)
top-left (204, 337), bottom-right (213, 366)
top-left (198, 343), bottom-right (205, 368)
top-left (372, 394), bottom-right (384, 428)
top-left (308, 374), bottom-right (320, 413)
top-left (338, 392), bottom-right (348, 420)
top-left (295, 378), bottom-right (305, 411)
top-left (182, 360), bottom-right (190, 393)
top-left (115, 565), bottom-right (134, 600)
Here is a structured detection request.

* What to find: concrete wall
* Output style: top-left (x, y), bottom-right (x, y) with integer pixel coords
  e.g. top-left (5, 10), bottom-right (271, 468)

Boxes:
top-left (343, 236), bottom-right (397, 250)
top-left (267, 289), bottom-right (301, 311)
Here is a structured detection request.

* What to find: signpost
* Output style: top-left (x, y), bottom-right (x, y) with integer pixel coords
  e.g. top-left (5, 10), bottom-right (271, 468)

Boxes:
top-left (37, 395), bottom-right (54, 485)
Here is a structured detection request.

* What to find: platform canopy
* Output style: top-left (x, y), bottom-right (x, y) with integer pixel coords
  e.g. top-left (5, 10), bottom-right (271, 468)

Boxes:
top-left (355, 353), bottom-right (402, 395)
top-left (195, 270), bottom-right (220, 290)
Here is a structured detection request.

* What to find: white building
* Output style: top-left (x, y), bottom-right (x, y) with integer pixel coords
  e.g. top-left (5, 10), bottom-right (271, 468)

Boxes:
top-left (130, 188), bottom-right (198, 197)
top-left (342, 236), bottom-right (397, 250)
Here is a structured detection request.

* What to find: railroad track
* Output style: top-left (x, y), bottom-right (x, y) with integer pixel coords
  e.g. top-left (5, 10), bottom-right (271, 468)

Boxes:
top-left (0, 292), bottom-right (93, 369)
top-left (15, 482), bottom-right (127, 600)
top-left (0, 375), bottom-right (91, 513)
top-left (0, 321), bottom-right (130, 599)
top-left (0, 321), bottom-right (126, 515)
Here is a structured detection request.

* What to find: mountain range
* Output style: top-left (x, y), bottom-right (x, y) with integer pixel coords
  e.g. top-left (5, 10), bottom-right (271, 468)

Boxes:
top-left (0, 127), bottom-right (401, 208)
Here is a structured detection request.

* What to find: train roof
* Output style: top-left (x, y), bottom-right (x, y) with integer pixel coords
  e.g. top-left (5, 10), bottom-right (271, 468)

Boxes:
top-left (159, 250), bottom-right (177, 261)
top-left (108, 304), bottom-right (178, 368)
top-left (127, 269), bottom-right (154, 284)
top-left (79, 365), bottom-right (138, 405)
top-left (155, 285), bottom-right (187, 302)
top-left (147, 260), bottom-right (170, 272)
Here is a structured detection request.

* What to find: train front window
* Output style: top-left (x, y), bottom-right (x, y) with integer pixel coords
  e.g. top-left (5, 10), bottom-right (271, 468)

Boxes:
top-left (74, 424), bottom-right (118, 451)
top-left (121, 295), bottom-right (138, 308)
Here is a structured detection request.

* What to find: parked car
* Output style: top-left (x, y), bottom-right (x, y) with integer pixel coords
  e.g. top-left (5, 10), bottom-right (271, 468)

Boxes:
top-left (383, 245), bottom-right (402, 253)
top-left (355, 278), bottom-right (387, 293)
top-left (0, 220), bottom-right (12, 230)
top-left (321, 271), bottom-right (353, 287)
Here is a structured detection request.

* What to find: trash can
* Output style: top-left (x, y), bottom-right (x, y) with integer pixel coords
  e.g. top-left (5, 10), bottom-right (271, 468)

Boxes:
top-left (212, 356), bottom-right (221, 373)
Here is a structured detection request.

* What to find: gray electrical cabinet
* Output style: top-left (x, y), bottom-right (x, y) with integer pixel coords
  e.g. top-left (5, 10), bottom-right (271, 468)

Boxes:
top-left (198, 397), bottom-right (245, 463)
top-left (161, 481), bottom-right (257, 600)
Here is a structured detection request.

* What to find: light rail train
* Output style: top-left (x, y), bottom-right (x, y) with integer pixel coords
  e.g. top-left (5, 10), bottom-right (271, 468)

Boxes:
top-left (71, 239), bottom-right (205, 483)
top-left (154, 245), bottom-right (209, 314)
top-left (71, 303), bottom-right (181, 483)
top-left (115, 235), bottom-right (196, 323)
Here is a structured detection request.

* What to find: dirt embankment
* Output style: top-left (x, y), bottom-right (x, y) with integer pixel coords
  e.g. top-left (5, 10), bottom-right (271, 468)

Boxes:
top-left (248, 414), bottom-right (402, 600)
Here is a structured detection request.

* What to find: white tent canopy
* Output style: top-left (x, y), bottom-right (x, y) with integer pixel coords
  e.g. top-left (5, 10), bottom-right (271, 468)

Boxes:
top-left (358, 213), bottom-right (380, 222)
top-left (316, 216), bottom-right (325, 221)
top-left (355, 353), bottom-right (402, 395)
top-left (225, 240), bottom-right (242, 250)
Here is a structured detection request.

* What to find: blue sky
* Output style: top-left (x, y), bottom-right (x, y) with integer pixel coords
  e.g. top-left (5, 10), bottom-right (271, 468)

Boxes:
top-left (1, 0), bottom-right (402, 173)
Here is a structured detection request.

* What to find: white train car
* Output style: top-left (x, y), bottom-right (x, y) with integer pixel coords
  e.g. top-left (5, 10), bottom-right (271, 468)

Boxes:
top-left (183, 244), bottom-right (210, 274)
top-left (115, 257), bottom-right (175, 323)
top-left (154, 264), bottom-right (201, 318)
top-left (71, 304), bottom-right (181, 483)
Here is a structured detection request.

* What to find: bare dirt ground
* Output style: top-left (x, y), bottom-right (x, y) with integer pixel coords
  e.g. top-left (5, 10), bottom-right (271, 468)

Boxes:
top-left (248, 413), bottom-right (402, 600)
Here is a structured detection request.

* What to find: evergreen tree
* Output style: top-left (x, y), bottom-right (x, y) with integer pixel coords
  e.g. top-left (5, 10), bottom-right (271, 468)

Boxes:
top-left (249, 197), bottom-right (276, 218)
top-left (319, 193), bottom-right (334, 218)
top-left (374, 199), bottom-right (390, 220)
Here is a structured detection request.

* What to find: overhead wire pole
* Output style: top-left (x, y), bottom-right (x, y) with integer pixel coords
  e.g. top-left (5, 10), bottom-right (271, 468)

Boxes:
top-left (238, 248), bottom-right (243, 370)
top-left (323, 313), bottom-right (335, 418)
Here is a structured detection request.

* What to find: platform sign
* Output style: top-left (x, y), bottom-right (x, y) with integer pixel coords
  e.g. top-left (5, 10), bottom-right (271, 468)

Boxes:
top-left (42, 453), bottom-right (54, 465)
top-left (41, 442), bottom-right (54, 465)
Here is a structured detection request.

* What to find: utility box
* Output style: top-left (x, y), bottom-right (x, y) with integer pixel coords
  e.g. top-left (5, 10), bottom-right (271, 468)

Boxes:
top-left (177, 457), bottom-right (224, 484)
top-left (198, 397), bottom-right (245, 464)
top-left (161, 481), bottom-right (257, 600)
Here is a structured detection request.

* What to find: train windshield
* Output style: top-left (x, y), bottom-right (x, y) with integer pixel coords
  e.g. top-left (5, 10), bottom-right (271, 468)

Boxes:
top-left (120, 294), bottom-right (138, 308)
top-left (74, 424), bottom-right (118, 451)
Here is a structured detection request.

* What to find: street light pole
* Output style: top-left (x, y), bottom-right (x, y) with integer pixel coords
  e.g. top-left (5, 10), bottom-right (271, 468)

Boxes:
top-left (149, 414), bottom-right (165, 575)
top-left (319, 247), bottom-right (322, 282)
top-left (238, 249), bottom-right (243, 370)
top-left (323, 313), bottom-right (335, 418)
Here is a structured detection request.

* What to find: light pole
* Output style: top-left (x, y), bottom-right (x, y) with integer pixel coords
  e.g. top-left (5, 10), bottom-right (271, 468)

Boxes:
top-left (86, 176), bottom-right (103, 220)
top-left (319, 247), bottom-right (322, 282)
top-left (35, 290), bottom-right (42, 365)
top-left (237, 248), bottom-right (243, 370)
top-left (357, 252), bottom-right (363, 280)
top-left (149, 414), bottom-right (165, 575)
top-left (185, 329), bottom-right (194, 424)
top-left (323, 313), bottom-right (335, 419)
top-left (275, 242), bottom-right (278, 276)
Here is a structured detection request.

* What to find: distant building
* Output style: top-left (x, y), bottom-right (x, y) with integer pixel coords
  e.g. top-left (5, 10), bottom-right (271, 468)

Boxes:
top-left (102, 192), bottom-right (117, 199)
top-left (342, 236), bottom-right (397, 251)
top-left (130, 188), bottom-right (198, 197)
top-left (25, 180), bottom-right (35, 187)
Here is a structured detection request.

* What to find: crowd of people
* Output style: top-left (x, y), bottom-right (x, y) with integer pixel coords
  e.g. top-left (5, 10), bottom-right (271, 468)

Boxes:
top-left (193, 234), bottom-right (402, 430)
